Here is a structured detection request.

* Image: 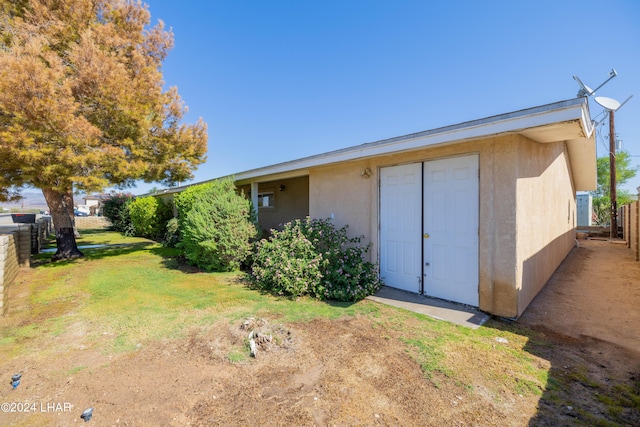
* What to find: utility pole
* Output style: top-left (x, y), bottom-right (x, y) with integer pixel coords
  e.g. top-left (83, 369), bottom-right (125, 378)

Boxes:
top-left (609, 109), bottom-right (617, 239)
top-left (574, 69), bottom-right (632, 240)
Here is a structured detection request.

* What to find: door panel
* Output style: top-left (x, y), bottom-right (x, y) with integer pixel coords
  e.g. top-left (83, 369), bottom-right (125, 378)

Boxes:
top-left (423, 155), bottom-right (479, 306)
top-left (380, 164), bottom-right (422, 293)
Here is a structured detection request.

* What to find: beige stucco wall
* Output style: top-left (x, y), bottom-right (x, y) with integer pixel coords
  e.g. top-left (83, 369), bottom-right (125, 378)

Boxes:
top-left (147, 132), bottom-right (578, 318)
top-left (309, 160), bottom-right (377, 246)
top-left (515, 138), bottom-right (576, 317)
top-left (480, 137), bottom-right (518, 317)
top-left (309, 134), bottom-right (576, 318)
top-left (237, 176), bottom-right (310, 234)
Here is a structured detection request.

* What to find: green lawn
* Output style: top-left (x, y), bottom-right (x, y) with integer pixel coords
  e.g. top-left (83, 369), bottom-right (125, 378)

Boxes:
top-left (7, 231), bottom-right (544, 387)
top-left (22, 231), bottom-right (381, 354)
top-left (2, 230), bottom-right (637, 425)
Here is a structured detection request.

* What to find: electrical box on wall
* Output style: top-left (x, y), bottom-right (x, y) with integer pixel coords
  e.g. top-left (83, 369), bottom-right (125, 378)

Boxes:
top-left (576, 194), bottom-right (593, 227)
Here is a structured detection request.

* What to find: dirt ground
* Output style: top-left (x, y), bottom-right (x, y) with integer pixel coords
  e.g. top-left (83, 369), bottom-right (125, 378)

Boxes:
top-left (519, 238), bottom-right (640, 354)
top-left (518, 238), bottom-right (640, 425)
top-left (1, 238), bottom-right (639, 426)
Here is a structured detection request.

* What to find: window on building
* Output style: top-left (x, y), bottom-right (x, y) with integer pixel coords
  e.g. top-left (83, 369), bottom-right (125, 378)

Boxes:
top-left (258, 191), bottom-right (275, 209)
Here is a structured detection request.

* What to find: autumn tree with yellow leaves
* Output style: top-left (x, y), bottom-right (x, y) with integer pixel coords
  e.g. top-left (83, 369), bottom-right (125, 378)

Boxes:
top-left (0, 0), bottom-right (207, 260)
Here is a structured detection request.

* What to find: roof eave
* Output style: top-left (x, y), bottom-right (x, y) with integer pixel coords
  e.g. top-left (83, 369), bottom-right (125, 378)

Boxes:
top-left (233, 98), bottom-right (596, 187)
top-left (143, 98), bottom-right (597, 193)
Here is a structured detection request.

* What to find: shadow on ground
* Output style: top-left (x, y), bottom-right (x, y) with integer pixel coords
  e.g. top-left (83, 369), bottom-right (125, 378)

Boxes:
top-left (32, 242), bottom-right (171, 267)
top-left (496, 239), bottom-right (640, 426)
top-left (370, 237), bottom-right (640, 425)
top-left (485, 318), bottom-right (640, 426)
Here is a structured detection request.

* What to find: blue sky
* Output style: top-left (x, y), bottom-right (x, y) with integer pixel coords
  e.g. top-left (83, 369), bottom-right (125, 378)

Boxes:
top-left (136, 0), bottom-right (640, 195)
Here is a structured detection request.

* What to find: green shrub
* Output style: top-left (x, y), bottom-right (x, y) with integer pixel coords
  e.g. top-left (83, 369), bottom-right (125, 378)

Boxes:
top-left (251, 219), bottom-right (326, 297)
top-left (102, 194), bottom-right (135, 236)
top-left (178, 179), bottom-right (257, 271)
top-left (128, 196), bottom-right (173, 240)
top-left (163, 217), bottom-right (180, 247)
top-left (251, 218), bottom-right (383, 301)
top-left (174, 182), bottom-right (213, 229)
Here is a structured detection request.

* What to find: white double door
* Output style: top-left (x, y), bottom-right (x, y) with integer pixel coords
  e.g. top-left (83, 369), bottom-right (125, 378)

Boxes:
top-left (379, 154), bottom-right (479, 306)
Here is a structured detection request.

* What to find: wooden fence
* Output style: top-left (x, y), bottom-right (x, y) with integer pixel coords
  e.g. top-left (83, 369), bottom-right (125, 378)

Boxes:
top-left (74, 216), bottom-right (112, 230)
top-left (621, 201), bottom-right (640, 262)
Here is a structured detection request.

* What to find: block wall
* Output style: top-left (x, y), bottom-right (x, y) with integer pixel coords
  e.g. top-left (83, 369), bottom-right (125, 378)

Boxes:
top-left (0, 226), bottom-right (30, 316)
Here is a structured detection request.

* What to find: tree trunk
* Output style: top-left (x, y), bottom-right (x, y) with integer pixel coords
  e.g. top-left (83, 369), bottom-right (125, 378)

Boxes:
top-left (42, 188), bottom-right (84, 260)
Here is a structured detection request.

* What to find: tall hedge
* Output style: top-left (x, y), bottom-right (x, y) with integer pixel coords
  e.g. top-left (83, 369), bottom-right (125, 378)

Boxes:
top-left (128, 196), bottom-right (173, 240)
top-left (102, 194), bottom-right (135, 236)
top-left (176, 179), bottom-right (257, 271)
top-left (174, 182), bottom-right (211, 229)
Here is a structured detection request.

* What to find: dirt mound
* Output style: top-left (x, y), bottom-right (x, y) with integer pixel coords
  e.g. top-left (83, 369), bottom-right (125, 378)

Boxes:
top-left (0, 316), bottom-right (531, 426)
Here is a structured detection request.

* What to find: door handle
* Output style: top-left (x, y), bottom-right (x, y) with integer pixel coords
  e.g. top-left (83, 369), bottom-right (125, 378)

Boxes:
top-left (423, 233), bottom-right (430, 239)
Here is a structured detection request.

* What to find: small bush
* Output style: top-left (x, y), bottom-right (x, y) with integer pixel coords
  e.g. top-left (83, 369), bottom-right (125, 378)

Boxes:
top-left (179, 179), bottom-right (257, 271)
top-left (128, 196), bottom-right (173, 240)
top-left (251, 219), bottom-right (326, 297)
top-left (163, 217), bottom-right (180, 247)
top-left (102, 194), bottom-right (135, 236)
top-left (251, 218), bottom-right (383, 301)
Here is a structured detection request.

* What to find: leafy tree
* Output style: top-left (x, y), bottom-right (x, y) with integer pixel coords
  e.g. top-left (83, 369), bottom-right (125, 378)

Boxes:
top-left (0, 0), bottom-right (207, 260)
top-left (591, 151), bottom-right (639, 225)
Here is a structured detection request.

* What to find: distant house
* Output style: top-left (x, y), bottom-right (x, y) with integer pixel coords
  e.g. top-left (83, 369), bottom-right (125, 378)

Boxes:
top-left (149, 98), bottom-right (596, 318)
top-left (82, 194), bottom-right (111, 216)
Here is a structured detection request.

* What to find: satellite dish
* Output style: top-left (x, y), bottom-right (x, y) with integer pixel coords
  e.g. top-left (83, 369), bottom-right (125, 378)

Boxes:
top-left (573, 68), bottom-right (617, 97)
top-left (594, 96), bottom-right (621, 111)
top-left (594, 95), bottom-right (634, 112)
top-left (573, 75), bottom-right (594, 97)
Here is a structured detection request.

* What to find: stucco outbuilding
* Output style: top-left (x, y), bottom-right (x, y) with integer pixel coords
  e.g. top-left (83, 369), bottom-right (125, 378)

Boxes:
top-left (152, 98), bottom-right (596, 319)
